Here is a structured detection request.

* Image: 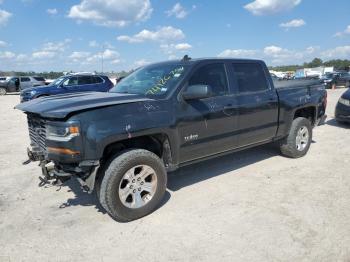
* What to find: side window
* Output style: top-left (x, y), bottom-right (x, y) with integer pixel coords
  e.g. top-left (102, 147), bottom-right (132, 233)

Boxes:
top-left (92, 76), bottom-right (103, 84)
top-left (188, 63), bottom-right (228, 96)
top-left (21, 77), bottom-right (30, 82)
top-left (63, 77), bottom-right (78, 86)
top-left (78, 76), bottom-right (92, 85)
top-left (232, 63), bottom-right (269, 93)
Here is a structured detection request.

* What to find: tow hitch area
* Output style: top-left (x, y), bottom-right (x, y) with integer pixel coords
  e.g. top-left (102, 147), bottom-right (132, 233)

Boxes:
top-left (38, 161), bottom-right (71, 188)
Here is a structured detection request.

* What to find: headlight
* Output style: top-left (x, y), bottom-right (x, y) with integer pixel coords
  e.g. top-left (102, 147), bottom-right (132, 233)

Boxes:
top-left (339, 97), bottom-right (350, 106)
top-left (30, 90), bottom-right (37, 96)
top-left (46, 124), bottom-right (80, 141)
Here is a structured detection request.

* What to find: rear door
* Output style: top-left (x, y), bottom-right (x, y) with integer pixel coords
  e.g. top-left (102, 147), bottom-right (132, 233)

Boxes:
top-left (231, 62), bottom-right (279, 147)
top-left (20, 77), bottom-right (32, 89)
top-left (77, 76), bottom-right (97, 92)
top-left (92, 76), bottom-right (107, 91)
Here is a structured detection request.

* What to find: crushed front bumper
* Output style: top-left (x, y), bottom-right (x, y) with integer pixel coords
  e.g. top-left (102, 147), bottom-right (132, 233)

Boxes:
top-left (26, 147), bottom-right (100, 193)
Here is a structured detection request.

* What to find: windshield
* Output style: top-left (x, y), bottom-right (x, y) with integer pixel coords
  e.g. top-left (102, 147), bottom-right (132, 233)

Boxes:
top-left (110, 64), bottom-right (188, 97)
top-left (49, 76), bottom-right (65, 86)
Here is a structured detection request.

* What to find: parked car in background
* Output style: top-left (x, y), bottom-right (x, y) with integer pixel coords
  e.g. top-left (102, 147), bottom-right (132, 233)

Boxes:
top-left (17, 58), bottom-right (327, 221)
top-left (0, 77), bottom-right (24, 95)
top-left (334, 72), bottom-right (350, 88)
top-left (31, 76), bottom-right (47, 87)
top-left (20, 74), bottom-right (113, 102)
top-left (0, 76), bottom-right (10, 82)
top-left (321, 72), bottom-right (350, 89)
top-left (335, 88), bottom-right (350, 124)
top-left (0, 76), bottom-right (49, 95)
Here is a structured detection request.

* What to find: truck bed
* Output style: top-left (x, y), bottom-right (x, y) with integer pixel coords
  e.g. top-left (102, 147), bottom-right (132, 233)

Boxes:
top-left (273, 79), bottom-right (323, 89)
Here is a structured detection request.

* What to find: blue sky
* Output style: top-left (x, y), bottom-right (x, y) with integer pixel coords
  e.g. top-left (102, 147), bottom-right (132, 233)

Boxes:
top-left (0, 0), bottom-right (349, 72)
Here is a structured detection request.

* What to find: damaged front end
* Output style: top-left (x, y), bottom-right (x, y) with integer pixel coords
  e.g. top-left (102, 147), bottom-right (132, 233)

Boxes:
top-left (24, 114), bottom-right (99, 193)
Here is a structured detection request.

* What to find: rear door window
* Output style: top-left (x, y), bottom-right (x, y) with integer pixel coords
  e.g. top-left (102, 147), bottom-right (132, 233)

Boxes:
top-left (232, 63), bottom-right (269, 93)
top-left (20, 77), bottom-right (30, 82)
top-left (33, 77), bottom-right (45, 81)
top-left (78, 76), bottom-right (93, 85)
top-left (92, 76), bottom-right (104, 84)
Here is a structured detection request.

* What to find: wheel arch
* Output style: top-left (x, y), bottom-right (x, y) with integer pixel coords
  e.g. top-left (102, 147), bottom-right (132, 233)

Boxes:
top-left (293, 106), bottom-right (317, 125)
top-left (101, 133), bottom-right (174, 169)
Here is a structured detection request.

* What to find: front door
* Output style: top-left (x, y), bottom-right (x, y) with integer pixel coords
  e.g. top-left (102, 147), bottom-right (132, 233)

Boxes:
top-left (177, 63), bottom-right (239, 163)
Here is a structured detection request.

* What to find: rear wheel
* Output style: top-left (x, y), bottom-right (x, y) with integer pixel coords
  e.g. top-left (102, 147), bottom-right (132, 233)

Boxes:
top-left (99, 149), bottom-right (167, 222)
top-left (280, 117), bottom-right (312, 158)
top-left (0, 87), bottom-right (6, 96)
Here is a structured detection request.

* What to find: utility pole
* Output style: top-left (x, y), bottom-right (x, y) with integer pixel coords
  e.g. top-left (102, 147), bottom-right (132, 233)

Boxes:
top-left (101, 44), bottom-right (105, 73)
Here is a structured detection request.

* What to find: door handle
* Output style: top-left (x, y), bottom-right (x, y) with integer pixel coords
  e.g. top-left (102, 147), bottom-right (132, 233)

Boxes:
top-left (223, 105), bottom-right (234, 116)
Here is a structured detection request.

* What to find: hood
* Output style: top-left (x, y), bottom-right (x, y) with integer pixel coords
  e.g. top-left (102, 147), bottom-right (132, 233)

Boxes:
top-left (16, 91), bottom-right (153, 119)
top-left (21, 85), bottom-right (51, 94)
top-left (342, 88), bottom-right (350, 100)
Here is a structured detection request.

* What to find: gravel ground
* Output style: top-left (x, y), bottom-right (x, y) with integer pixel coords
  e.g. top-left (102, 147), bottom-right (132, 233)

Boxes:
top-left (0, 89), bottom-right (349, 262)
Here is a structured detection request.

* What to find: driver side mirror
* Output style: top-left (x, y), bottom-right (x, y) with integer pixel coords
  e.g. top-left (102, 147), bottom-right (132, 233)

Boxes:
top-left (182, 85), bottom-right (212, 100)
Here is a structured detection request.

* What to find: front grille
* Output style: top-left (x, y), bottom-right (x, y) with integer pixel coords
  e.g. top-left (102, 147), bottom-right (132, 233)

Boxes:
top-left (27, 115), bottom-right (47, 154)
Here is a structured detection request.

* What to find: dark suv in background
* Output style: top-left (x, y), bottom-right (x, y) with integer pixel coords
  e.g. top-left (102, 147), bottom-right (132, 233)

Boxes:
top-left (20, 74), bottom-right (113, 102)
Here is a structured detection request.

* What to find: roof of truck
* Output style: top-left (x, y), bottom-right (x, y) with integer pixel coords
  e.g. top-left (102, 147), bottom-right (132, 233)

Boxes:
top-left (145, 57), bottom-right (264, 68)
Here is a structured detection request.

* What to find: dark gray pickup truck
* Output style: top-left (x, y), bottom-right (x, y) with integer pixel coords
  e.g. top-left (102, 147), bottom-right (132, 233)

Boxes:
top-left (16, 58), bottom-right (327, 222)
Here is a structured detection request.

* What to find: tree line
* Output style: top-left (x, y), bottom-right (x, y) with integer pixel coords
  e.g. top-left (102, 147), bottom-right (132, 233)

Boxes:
top-left (269, 58), bottom-right (350, 72)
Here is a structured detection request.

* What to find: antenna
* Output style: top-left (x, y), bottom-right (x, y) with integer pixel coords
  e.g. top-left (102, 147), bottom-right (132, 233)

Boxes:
top-left (181, 55), bottom-right (191, 62)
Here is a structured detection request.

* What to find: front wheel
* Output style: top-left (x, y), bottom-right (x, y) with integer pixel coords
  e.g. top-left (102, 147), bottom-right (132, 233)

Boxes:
top-left (0, 87), bottom-right (6, 96)
top-left (98, 149), bottom-right (167, 222)
top-left (280, 117), bottom-right (312, 158)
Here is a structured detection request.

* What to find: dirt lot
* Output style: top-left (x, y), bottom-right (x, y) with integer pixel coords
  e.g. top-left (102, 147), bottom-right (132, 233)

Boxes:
top-left (0, 89), bottom-right (349, 262)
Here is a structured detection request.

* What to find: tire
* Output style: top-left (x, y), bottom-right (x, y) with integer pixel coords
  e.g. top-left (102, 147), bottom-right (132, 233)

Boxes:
top-left (99, 149), bottom-right (167, 222)
top-left (280, 117), bottom-right (312, 158)
top-left (0, 87), bottom-right (6, 96)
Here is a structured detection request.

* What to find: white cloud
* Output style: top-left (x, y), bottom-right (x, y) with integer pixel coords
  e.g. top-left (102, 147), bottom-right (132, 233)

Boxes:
top-left (217, 45), bottom-right (318, 65)
top-left (0, 40), bottom-right (7, 47)
top-left (321, 46), bottom-right (350, 59)
top-left (31, 39), bottom-right (71, 60)
top-left (263, 45), bottom-right (306, 64)
top-left (134, 59), bottom-right (150, 67)
top-left (166, 3), bottom-right (187, 19)
top-left (47, 8), bottom-right (58, 15)
top-left (218, 49), bottom-right (258, 58)
top-left (86, 49), bottom-right (120, 63)
top-left (334, 25), bottom-right (350, 37)
top-left (117, 26), bottom-right (185, 43)
top-left (69, 51), bottom-right (90, 60)
top-left (0, 51), bottom-right (15, 59)
top-left (102, 49), bottom-right (119, 59)
top-left (41, 39), bottom-right (71, 52)
top-left (174, 43), bottom-right (192, 50)
top-left (68, 0), bottom-right (152, 27)
top-left (16, 54), bottom-right (28, 62)
top-left (32, 51), bottom-right (56, 59)
top-left (0, 9), bottom-right (12, 26)
top-left (244, 0), bottom-right (301, 15)
top-left (159, 43), bottom-right (191, 60)
top-left (280, 19), bottom-right (305, 29)
top-left (305, 46), bottom-right (319, 54)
